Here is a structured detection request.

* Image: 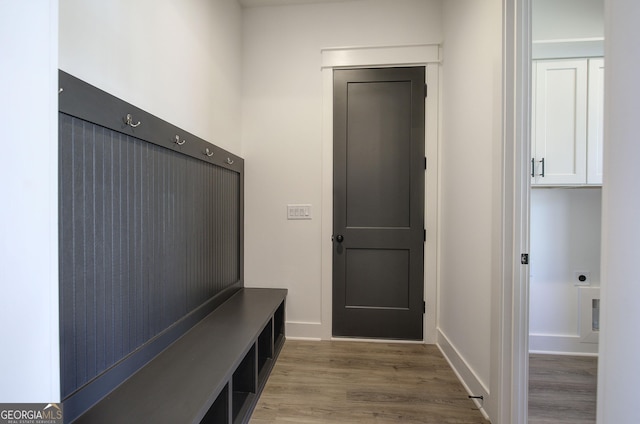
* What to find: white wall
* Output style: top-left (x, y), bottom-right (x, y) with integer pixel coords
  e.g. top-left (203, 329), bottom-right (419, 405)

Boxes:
top-left (439, 0), bottom-right (502, 413)
top-left (597, 0), bottom-right (640, 422)
top-left (241, 0), bottom-right (442, 337)
top-left (529, 188), bottom-right (601, 354)
top-left (532, 0), bottom-right (604, 41)
top-left (0, 0), bottom-right (60, 402)
top-left (532, 0), bottom-right (604, 58)
top-left (59, 0), bottom-right (243, 154)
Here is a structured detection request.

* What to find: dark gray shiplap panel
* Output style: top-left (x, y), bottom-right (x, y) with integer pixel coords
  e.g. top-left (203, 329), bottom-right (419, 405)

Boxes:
top-left (59, 114), bottom-right (241, 399)
top-left (183, 156), bottom-right (240, 311)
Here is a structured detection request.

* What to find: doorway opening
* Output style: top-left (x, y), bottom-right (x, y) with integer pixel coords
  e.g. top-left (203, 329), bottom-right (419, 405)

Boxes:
top-left (527, 0), bottom-right (604, 422)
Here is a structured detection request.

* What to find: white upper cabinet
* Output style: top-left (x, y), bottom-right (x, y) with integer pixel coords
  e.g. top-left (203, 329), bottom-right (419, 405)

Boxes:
top-left (531, 58), bottom-right (604, 186)
top-left (532, 59), bottom-right (587, 185)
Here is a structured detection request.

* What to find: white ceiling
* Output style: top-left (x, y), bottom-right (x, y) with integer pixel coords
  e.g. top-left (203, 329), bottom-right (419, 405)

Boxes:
top-left (238, 0), bottom-right (354, 7)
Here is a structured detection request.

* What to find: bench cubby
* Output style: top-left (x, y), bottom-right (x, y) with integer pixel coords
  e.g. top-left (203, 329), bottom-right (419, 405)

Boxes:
top-left (201, 384), bottom-right (229, 424)
top-left (232, 344), bottom-right (257, 423)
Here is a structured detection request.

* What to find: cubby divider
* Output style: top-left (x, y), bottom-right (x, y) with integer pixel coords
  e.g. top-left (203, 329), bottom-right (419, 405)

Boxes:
top-left (257, 320), bottom-right (274, 385)
top-left (274, 301), bottom-right (286, 351)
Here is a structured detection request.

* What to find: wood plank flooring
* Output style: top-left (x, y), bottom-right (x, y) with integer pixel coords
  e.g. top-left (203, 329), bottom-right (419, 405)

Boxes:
top-left (528, 354), bottom-right (598, 424)
top-left (250, 340), bottom-right (490, 423)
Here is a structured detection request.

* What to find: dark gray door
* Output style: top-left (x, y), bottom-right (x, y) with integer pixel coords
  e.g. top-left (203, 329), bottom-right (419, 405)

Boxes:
top-left (333, 67), bottom-right (425, 340)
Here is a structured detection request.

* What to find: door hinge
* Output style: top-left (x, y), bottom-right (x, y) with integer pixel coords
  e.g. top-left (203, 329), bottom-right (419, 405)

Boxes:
top-left (521, 253), bottom-right (529, 265)
top-left (424, 157), bottom-right (427, 170)
top-left (424, 229), bottom-right (426, 242)
top-left (423, 301), bottom-right (426, 314)
top-left (424, 84), bottom-right (428, 98)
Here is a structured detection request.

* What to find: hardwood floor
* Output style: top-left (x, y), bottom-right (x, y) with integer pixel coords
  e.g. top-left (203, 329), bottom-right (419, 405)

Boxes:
top-left (250, 340), bottom-right (490, 423)
top-left (528, 354), bottom-right (598, 424)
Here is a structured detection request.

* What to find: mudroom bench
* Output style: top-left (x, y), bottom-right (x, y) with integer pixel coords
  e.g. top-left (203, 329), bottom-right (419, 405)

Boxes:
top-left (74, 288), bottom-right (287, 424)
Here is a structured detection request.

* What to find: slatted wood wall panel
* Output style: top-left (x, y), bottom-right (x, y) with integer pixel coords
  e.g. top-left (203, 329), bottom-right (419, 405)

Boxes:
top-left (59, 114), bottom-right (240, 398)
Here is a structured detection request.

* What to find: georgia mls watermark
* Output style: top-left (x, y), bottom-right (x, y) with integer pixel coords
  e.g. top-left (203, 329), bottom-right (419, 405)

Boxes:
top-left (0, 404), bottom-right (62, 424)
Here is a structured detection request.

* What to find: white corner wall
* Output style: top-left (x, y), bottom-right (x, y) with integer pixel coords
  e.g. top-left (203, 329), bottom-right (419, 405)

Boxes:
top-left (0, 0), bottom-right (60, 402)
top-left (59, 0), bottom-right (244, 154)
top-left (597, 0), bottom-right (640, 422)
top-left (241, 0), bottom-right (442, 338)
top-left (439, 0), bottom-right (502, 414)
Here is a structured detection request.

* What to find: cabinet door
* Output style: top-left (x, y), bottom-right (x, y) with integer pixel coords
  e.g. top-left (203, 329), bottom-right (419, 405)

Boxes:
top-left (587, 58), bottom-right (604, 185)
top-left (532, 59), bottom-right (588, 185)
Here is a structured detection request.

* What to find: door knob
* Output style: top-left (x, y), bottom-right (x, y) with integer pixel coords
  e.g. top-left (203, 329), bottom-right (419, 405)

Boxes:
top-left (335, 235), bottom-right (344, 243)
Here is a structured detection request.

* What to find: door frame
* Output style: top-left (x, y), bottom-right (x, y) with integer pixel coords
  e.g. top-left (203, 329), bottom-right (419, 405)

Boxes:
top-left (319, 44), bottom-right (441, 342)
top-left (497, 0), bottom-right (531, 422)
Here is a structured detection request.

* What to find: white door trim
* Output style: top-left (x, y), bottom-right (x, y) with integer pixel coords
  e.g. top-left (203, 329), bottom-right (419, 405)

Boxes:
top-left (319, 44), bottom-right (441, 342)
top-left (495, 0), bottom-right (531, 422)
top-left (321, 44), bottom-right (440, 69)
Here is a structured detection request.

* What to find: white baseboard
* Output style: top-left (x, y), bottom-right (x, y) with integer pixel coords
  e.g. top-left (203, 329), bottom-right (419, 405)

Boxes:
top-left (285, 336), bottom-right (322, 341)
top-left (529, 349), bottom-right (598, 357)
top-left (529, 333), bottom-right (599, 355)
top-left (330, 337), bottom-right (425, 344)
top-left (436, 328), bottom-right (489, 420)
top-left (285, 322), bottom-right (433, 344)
top-left (437, 329), bottom-right (490, 420)
top-left (285, 321), bottom-right (325, 339)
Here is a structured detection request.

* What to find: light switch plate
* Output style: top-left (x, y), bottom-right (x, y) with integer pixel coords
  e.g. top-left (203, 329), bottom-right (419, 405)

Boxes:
top-left (287, 204), bottom-right (312, 220)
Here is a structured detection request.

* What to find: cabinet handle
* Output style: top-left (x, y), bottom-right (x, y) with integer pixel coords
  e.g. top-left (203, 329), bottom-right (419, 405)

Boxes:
top-left (531, 158), bottom-right (535, 177)
top-left (540, 157), bottom-right (545, 178)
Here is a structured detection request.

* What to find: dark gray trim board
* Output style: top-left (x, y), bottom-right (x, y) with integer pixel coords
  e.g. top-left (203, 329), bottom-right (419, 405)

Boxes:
top-left (58, 71), bottom-right (243, 175)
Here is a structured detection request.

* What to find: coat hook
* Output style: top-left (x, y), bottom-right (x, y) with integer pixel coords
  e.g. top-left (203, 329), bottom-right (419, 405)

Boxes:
top-left (204, 148), bottom-right (214, 157)
top-left (226, 158), bottom-right (234, 165)
top-left (125, 113), bottom-right (141, 128)
top-left (175, 135), bottom-right (186, 146)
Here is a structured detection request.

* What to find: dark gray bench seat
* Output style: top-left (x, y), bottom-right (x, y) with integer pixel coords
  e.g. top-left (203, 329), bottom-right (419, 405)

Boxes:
top-left (74, 288), bottom-right (287, 424)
